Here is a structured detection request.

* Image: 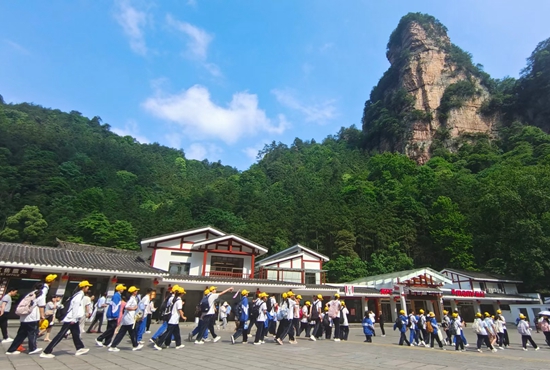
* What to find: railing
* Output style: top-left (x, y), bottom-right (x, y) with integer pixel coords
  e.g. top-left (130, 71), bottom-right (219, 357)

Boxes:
top-left (204, 271), bottom-right (252, 279)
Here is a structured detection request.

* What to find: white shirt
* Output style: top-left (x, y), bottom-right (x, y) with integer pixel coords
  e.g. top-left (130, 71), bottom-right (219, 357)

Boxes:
top-left (96, 296), bottom-right (107, 311)
top-left (341, 307), bottom-right (350, 326)
top-left (146, 301), bottom-right (155, 315)
top-left (301, 306), bottom-right (309, 323)
top-left (21, 291), bottom-right (46, 323)
top-left (168, 298), bottom-right (182, 324)
top-left (220, 305), bottom-right (227, 318)
top-left (369, 312), bottom-right (375, 323)
top-left (140, 295), bottom-right (151, 314)
top-left (257, 301), bottom-right (267, 322)
top-left (63, 291), bottom-right (85, 323)
top-left (409, 314), bottom-right (417, 330)
top-left (122, 296), bottom-right (138, 326)
top-left (313, 300), bottom-right (322, 316)
top-left (287, 299), bottom-right (296, 320)
top-left (206, 293), bottom-right (219, 315)
top-left (82, 296), bottom-right (92, 315)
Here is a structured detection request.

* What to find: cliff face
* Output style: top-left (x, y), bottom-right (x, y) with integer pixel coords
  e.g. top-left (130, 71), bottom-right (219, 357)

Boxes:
top-left (362, 14), bottom-right (497, 163)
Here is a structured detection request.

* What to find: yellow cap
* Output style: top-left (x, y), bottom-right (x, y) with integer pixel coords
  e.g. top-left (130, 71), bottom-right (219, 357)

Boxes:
top-left (39, 319), bottom-right (49, 330)
top-left (171, 285), bottom-right (180, 291)
top-left (429, 312), bottom-right (435, 317)
top-left (452, 312), bottom-right (458, 318)
top-left (496, 309), bottom-right (501, 314)
top-left (317, 294), bottom-right (323, 300)
top-left (282, 293), bottom-right (288, 299)
top-left (340, 300), bottom-right (345, 306)
top-left (78, 280), bottom-right (93, 288)
top-left (287, 291), bottom-right (295, 297)
top-left (519, 314), bottom-right (526, 319)
top-left (419, 309), bottom-right (424, 314)
top-left (324, 306), bottom-right (329, 311)
top-left (175, 286), bottom-right (186, 294)
top-left (241, 289), bottom-right (249, 295)
top-left (204, 289), bottom-right (210, 295)
top-left (334, 293), bottom-right (340, 298)
top-left (208, 286), bottom-right (217, 291)
top-left (115, 284), bottom-right (127, 291)
top-left (258, 292), bottom-right (267, 298)
top-left (305, 301), bottom-right (311, 306)
top-left (476, 312), bottom-right (482, 318)
top-left (296, 295), bottom-right (302, 300)
top-left (443, 310), bottom-right (448, 314)
top-left (45, 274), bottom-right (58, 283)
top-left (128, 286), bottom-right (140, 293)
top-left (399, 309), bottom-right (405, 314)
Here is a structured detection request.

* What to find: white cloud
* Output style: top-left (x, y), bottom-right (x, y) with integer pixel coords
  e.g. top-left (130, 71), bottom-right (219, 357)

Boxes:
top-left (143, 84), bottom-right (288, 144)
top-left (272, 89), bottom-right (336, 124)
top-left (186, 143), bottom-right (223, 161)
top-left (114, 0), bottom-right (148, 55)
top-left (243, 140), bottom-right (270, 162)
top-left (4, 39), bottom-right (30, 55)
top-left (112, 120), bottom-right (150, 143)
top-left (166, 14), bottom-right (212, 60)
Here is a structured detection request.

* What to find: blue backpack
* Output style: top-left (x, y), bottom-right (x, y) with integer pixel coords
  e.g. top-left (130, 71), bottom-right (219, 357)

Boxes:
top-left (199, 295), bottom-right (210, 313)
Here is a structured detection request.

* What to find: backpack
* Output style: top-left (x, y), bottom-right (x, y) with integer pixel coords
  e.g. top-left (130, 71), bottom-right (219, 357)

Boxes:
top-left (234, 302), bottom-right (243, 320)
top-left (199, 295), bottom-right (211, 314)
top-left (426, 320), bottom-right (434, 333)
top-left (472, 319), bottom-right (482, 334)
top-left (15, 291), bottom-right (37, 316)
top-left (160, 296), bottom-right (174, 322)
top-left (407, 315), bottom-right (414, 328)
top-left (55, 292), bottom-right (79, 320)
top-left (249, 300), bottom-right (260, 320)
top-left (310, 301), bottom-right (319, 319)
top-left (299, 307), bottom-right (304, 320)
top-left (395, 316), bottom-right (403, 329)
top-left (449, 319), bottom-right (457, 335)
top-left (277, 302), bottom-right (289, 320)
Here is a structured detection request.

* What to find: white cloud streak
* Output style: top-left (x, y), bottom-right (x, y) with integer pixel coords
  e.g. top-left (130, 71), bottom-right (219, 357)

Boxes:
top-left (272, 89), bottom-right (336, 123)
top-left (4, 39), bottom-right (30, 55)
top-left (114, 0), bottom-right (148, 55)
top-left (166, 14), bottom-right (212, 60)
top-left (186, 143), bottom-right (223, 161)
top-left (112, 120), bottom-right (150, 143)
top-left (143, 84), bottom-right (288, 144)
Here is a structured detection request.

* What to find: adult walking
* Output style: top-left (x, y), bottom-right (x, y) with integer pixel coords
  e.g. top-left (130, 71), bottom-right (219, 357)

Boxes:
top-left (540, 315), bottom-right (550, 346)
top-left (87, 293), bottom-right (107, 334)
top-left (40, 281), bottom-right (93, 358)
top-left (153, 286), bottom-right (186, 350)
top-left (517, 313), bottom-right (539, 351)
top-left (0, 287), bottom-right (17, 343)
top-left (378, 310), bottom-right (386, 337)
top-left (107, 286), bottom-right (143, 352)
top-left (6, 282), bottom-right (45, 355)
top-left (96, 284), bottom-right (126, 347)
top-left (327, 293), bottom-right (341, 342)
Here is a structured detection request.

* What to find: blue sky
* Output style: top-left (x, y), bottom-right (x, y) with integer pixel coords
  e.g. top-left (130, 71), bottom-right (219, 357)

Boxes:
top-left (1, 1), bottom-right (549, 170)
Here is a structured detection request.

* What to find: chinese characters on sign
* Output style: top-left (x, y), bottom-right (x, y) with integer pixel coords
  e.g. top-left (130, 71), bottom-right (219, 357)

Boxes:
top-left (380, 288), bottom-right (393, 295)
top-left (451, 289), bottom-right (486, 298)
top-left (0, 267), bottom-right (33, 278)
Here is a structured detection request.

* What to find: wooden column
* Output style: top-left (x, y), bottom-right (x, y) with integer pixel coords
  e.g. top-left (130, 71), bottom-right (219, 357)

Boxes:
top-left (202, 250), bottom-right (208, 276)
top-left (250, 254), bottom-right (255, 278)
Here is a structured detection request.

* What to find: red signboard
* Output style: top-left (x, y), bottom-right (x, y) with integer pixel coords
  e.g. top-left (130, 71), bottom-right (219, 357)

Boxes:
top-left (380, 288), bottom-right (393, 295)
top-left (451, 289), bottom-right (485, 298)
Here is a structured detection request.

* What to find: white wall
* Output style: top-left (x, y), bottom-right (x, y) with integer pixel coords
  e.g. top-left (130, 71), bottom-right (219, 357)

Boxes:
top-left (509, 304), bottom-right (550, 324)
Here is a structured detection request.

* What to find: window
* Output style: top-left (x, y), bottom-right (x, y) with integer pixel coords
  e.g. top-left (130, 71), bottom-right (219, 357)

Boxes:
top-left (171, 252), bottom-right (192, 257)
top-left (479, 282), bottom-right (486, 291)
top-left (210, 256), bottom-right (244, 273)
top-left (499, 304), bottom-right (511, 311)
top-left (169, 262), bottom-right (190, 275)
top-left (497, 283), bottom-right (505, 293)
top-left (305, 272), bottom-right (317, 285)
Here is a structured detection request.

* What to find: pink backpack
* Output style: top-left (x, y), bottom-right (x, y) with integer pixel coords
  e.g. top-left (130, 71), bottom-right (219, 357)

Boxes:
top-left (15, 291), bottom-right (37, 316)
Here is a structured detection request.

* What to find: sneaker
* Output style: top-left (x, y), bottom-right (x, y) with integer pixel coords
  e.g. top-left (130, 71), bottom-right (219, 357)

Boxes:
top-left (188, 333), bottom-right (193, 342)
top-left (149, 338), bottom-right (155, 344)
top-left (29, 348), bottom-right (43, 355)
top-left (95, 340), bottom-right (105, 347)
top-left (382, 335), bottom-right (386, 337)
top-left (523, 348), bottom-right (527, 351)
top-left (442, 348), bottom-right (446, 351)
top-left (242, 341), bottom-right (248, 344)
top-left (420, 341), bottom-right (425, 346)
top-left (145, 331), bottom-right (151, 334)
top-left (75, 348), bottom-right (89, 356)
top-left (491, 349), bottom-right (497, 353)
top-left (498, 346), bottom-right (504, 350)
top-left (535, 347), bottom-right (540, 351)
top-left (260, 341), bottom-right (265, 344)
top-left (40, 352), bottom-right (55, 358)
top-left (194, 340), bottom-right (204, 345)
top-left (477, 349), bottom-right (482, 353)
top-left (153, 344), bottom-right (162, 351)
top-left (175, 345), bottom-right (185, 349)
top-left (132, 344), bottom-right (143, 351)
top-left (334, 338), bottom-right (340, 342)
top-left (108, 347), bottom-right (120, 352)
top-left (254, 342), bottom-right (261, 345)
top-left (465, 343), bottom-right (470, 347)
top-left (138, 341), bottom-right (144, 345)
top-left (410, 343), bottom-right (415, 347)
top-left (276, 338), bottom-right (283, 345)
top-left (204, 338), bottom-right (212, 342)
top-left (289, 340), bottom-right (297, 344)
top-left (309, 335), bottom-right (316, 341)
top-left (213, 336), bottom-right (221, 343)
top-left (6, 351), bottom-right (20, 355)
top-left (230, 335), bottom-right (235, 344)
top-left (2, 338), bottom-right (13, 343)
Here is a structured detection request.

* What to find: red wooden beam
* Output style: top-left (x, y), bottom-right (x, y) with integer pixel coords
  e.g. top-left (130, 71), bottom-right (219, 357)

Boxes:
top-left (202, 250), bottom-right (208, 276)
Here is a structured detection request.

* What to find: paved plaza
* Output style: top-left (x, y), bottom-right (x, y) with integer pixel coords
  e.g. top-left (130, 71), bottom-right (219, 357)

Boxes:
top-left (2, 323), bottom-right (550, 370)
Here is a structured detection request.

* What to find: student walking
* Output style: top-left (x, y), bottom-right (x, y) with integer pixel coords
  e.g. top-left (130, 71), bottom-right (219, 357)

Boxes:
top-left (253, 292), bottom-right (268, 345)
top-left (408, 311), bottom-right (418, 346)
top-left (87, 293), bottom-right (107, 333)
top-left (107, 286), bottom-right (143, 352)
top-left (298, 301), bottom-right (310, 337)
top-left (275, 292), bottom-right (292, 345)
top-left (231, 289), bottom-right (250, 344)
top-left (40, 295), bottom-right (61, 342)
top-left (136, 289), bottom-right (155, 343)
top-left (393, 309), bottom-right (410, 346)
top-left (153, 286), bottom-right (186, 350)
top-left (441, 310), bottom-right (452, 345)
top-left (496, 309), bottom-right (509, 347)
top-left (418, 309), bottom-right (428, 346)
top-left (428, 312), bottom-right (445, 350)
top-left (0, 287), bottom-right (17, 343)
top-left (220, 302), bottom-right (229, 330)
top-left (145, 295), bottom-right (156, 333)
top-left (6, 282), bottom-right (45, 355)
top-left (340, 301), bottom-right (350, 341)
top-left (362, 311), bottom-right (374, 342)
top-left (195, 286), bottom-right (234, 344)
top-left (327, 294), bottom-right (341, 342)
top-left (517, 314), bottom-right (539, 351)
top-left (96, 284), bottom-right (126, 347)
top-left (450, 312), bottom-right (464, 351)
top-left (473, 312), bottom-right (497, 353)
top-left (40, 281), bottom-right (93, 358)
top-left (79, 291), bottom-right (93, 334)
top-left (309, 294), bottom-right (323, 341)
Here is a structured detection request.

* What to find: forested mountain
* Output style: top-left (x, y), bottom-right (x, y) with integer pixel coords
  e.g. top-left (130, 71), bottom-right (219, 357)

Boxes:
top-left (1, 13), bottom-right (550, 290)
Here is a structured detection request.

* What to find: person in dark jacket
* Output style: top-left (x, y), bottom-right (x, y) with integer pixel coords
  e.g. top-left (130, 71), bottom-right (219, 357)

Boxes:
top-left (393, 310), bottom-right (410, 346)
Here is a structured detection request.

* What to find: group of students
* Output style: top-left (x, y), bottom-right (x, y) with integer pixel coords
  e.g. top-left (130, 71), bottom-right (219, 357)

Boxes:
top-left (392, 307), bottom-right (546, 353)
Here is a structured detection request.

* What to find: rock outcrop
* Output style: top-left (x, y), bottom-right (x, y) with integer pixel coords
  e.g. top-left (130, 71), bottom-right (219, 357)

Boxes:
top-left (362, 13), bottom-right (497, 163)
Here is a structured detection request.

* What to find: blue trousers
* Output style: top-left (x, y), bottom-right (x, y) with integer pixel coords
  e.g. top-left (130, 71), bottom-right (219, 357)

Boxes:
top-left (152, 321), bottom-right (168, 340)
top-left (136, 318), bottom-right (147, 341)
top-left (192, 323), bottom-right (208, 339)
top-left (409, 329), bottom-right (416, 344)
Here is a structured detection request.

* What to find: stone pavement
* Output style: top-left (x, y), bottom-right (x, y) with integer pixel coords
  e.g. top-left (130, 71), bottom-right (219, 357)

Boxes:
top-left (2, 323), bottom-right (550, 370)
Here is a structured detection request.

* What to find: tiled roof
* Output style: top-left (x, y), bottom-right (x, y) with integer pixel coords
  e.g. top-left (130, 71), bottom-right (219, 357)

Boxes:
top-left (0, 241), bottom-right (166, 276)
top-left (442, 268), bottom-right (522, 283)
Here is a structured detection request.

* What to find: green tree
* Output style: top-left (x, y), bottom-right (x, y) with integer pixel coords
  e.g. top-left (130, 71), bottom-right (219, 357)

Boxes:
top-left (334, 229), bottom-right (358, 258)
top-left (370, 242), bottom-right (414, 275)
top-left (324, 256), bottom-right (368, 283)
top-left (0, 205), bottom-right (48, 243)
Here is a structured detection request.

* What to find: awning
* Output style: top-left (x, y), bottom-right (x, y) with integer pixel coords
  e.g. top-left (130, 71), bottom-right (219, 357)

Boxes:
top-left (406, 287), bottom-right (442, 294)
